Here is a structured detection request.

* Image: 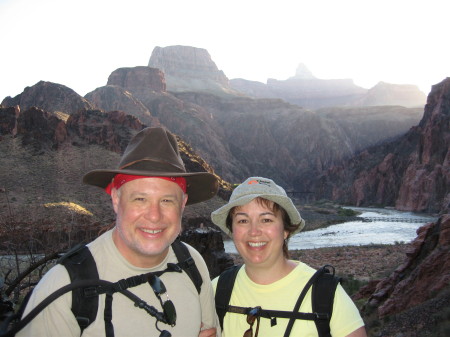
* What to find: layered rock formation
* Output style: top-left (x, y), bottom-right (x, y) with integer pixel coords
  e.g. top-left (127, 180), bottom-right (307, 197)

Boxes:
top-left (366, 215), bottom-right (450, 317)
top-left (316, 78), bottom-right (450, 214)
top-left (354, 215), bottom-right (450, 335)
top-left (148, 45), bottom-right (237, 95)
top-left (85, 85), bottom-right (159, 127)
top-left (1, 81), bottom-right (94, 114)
top-left (356, 81), bottom-right (427, 107)
top-left (180, 227), bottom-right (234, 279)
top-left (315, 105), bottom-right (423, 153)
top-left (230, 65), bottom-right (426, 109)
top-left (0, 106), bottom-right (228, 218)
top-left (107, 66), bottom-right (166, 96)
top-left (85, 63), bottom-right (425, 194)
top-left (0, 45), bottom-right (444, 214)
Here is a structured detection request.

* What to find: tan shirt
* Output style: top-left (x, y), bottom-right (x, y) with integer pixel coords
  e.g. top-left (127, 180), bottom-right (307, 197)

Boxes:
top-left (17, 229), bottom-right (219, 337)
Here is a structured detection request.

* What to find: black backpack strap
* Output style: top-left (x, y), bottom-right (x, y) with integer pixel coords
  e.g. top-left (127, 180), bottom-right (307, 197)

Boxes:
top-left (171, 239), bottom-right (203, 294)
top-left (283, 265), bottom-right (338, 337)
top-left (59, 244), bottom-right (99, 334)
top-left (214, 265), bottom-right (242, 330)
top-left (0, 279), bottom-right (171, 337)
top-left (312, 265), bottom-right (341, 337)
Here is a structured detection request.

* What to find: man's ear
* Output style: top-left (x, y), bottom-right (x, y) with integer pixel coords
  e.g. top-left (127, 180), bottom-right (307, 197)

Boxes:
top-left (111, 188), bottom-right (119, 214)
top-left (182, 193), bottom-right (188, 211)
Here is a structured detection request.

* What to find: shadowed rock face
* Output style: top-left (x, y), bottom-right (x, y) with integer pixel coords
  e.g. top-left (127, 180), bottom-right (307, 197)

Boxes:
top-left (85, 85), bottom-right (160, 127)
top-left (357, 215), bottom-right (450, 320)
top-left (180, 226), bottom-right (234, 279)
top-left (107, 66), bottom-right (166, 97)
top-left (0, 47), bottom-right (446, 214)
top-left (316, 78), bottom-right (450, 214)
top-left (1, 81), bottom-right (94, 115)
top-left (1, 76), bottom-right (443, 213)
top-left (0, 105), bottom-right (229, 206)
top-left (0, 106), bottom-right (19, 137)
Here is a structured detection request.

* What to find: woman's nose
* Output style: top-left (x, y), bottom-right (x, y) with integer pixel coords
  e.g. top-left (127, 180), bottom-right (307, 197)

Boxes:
top-left (248, 221), bottom-right (262, 236)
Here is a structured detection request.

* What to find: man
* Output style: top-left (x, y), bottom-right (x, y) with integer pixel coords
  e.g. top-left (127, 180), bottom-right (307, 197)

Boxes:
top-left (17, 127), bottom-right (220, 337)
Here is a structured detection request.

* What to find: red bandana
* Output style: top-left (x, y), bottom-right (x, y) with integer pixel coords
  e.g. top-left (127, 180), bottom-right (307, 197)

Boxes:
top-left (105, 174), bottom-right (187, 194)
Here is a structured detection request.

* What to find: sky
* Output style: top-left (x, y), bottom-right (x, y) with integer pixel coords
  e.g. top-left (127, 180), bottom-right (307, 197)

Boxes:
top-left (1, 0), bottom-right (449, 101)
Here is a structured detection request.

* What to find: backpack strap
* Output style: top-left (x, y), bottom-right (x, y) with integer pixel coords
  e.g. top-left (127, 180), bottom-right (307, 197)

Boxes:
top-left (283, 265), bottom-right (340, 337)
top-left (171, 239), bottom-right (203, 294)
top-left (59, 244), bottom-right (99, 334)
top-left (312, 265), bottom-right (341, 337)
top-left (214, 265), bottom-right (242, 330)
top-left (1, 240), bottom-right (203, 337)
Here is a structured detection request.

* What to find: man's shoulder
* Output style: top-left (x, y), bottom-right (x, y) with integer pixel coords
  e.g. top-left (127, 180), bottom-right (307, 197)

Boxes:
top-left (25, 264), bottom-right (71, 307)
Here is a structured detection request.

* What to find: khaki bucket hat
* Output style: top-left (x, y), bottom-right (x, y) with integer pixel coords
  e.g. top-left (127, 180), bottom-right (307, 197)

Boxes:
top-left (211, 177), bottom-right (305, 236)
top-left (83, 127), bottom-right (218, 205)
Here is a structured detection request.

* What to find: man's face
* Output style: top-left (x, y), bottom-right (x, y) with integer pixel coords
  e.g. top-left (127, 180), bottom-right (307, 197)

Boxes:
top-left (111, 177), bottom-right (188, 268)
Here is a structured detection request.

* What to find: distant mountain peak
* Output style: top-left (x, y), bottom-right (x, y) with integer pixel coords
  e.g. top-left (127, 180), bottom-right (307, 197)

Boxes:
top-left (148, 45), bottom-right (235, 95)
top-left (293, 63), bottom-right (316, 79)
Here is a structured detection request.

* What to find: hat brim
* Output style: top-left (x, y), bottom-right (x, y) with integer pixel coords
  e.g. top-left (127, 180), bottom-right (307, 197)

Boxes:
top-left (83, 169), bottom-right (218, 205)
top-left (211, 193), bottom-right (305, 236)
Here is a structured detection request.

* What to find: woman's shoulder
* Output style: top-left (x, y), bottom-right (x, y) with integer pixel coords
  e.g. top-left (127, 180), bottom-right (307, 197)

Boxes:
top-left (292, 260), bottom-right (317, 275)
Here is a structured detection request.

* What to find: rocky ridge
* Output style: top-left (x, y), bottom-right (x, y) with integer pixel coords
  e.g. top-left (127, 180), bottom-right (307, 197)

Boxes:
top-left (148, 45), bottom-right (236, 95)
top-left (355, 215), bottom-right (450, 336)
top-left (230, 65), bottom-right (426, 109)
top-left (0, 45), bottom-right (445, 215)
top-left (316, 78), bottom-right (450, 214)
top-left (2, 81), bottom-right (94, 114)
top-left (83, 63), bottom-right (424, 192)
top-left (0, 106), bottom-right (230, 219)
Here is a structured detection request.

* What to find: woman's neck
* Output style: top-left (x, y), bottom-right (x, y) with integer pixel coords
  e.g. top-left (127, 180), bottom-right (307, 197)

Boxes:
top-left (244, 259), bottom-right (297, 285)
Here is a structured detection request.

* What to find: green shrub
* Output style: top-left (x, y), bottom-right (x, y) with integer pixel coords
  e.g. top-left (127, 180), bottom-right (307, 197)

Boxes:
top-left (340, 274), bottom-right (367, 297)
top-left (337, 207), bottom-right (358, 217)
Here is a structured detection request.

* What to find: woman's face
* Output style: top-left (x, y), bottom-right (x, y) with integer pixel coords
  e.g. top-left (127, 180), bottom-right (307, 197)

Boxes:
top-left (231, 198), bottom-right (288, 268)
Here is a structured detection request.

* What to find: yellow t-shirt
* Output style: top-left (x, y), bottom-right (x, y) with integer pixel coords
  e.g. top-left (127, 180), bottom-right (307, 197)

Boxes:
top-left (212, 262), bottom-right (364, 337)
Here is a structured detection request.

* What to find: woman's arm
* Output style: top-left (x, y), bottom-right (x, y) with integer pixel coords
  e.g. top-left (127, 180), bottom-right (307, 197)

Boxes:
top-left (345, 326), bottom-right (368, 337)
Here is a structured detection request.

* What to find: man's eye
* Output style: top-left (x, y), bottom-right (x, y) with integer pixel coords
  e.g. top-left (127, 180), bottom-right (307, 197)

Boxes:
top-left (236, 219), bottom-right (248, 224)
top-left (262, 218), bottom-right (273, 223)
top-left (134, 197), bottom-right (145, 201)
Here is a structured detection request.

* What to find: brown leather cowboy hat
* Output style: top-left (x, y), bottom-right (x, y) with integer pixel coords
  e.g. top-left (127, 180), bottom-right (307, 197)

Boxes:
top-left (83, 127), bottom-right (218, 205)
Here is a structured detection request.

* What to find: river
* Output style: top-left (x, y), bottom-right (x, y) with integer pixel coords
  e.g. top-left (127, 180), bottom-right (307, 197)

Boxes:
top-left (223, 207), bottom-right (439, 254)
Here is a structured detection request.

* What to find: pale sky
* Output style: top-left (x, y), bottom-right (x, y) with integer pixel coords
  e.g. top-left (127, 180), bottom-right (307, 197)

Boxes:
top-left (1, 0), bottom-right (449, 101)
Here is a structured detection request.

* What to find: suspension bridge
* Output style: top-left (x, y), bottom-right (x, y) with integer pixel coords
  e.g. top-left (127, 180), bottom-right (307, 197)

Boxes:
top-left (360, 217), bottom-right (435, 223)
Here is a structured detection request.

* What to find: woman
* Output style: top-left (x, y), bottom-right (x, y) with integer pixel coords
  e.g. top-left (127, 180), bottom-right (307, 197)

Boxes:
top-left (211, 177), bottom-right (367, 337)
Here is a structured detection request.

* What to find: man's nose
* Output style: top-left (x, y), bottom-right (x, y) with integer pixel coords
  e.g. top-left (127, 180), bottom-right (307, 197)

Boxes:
top-left (144, 203), bottom-right (162, 222)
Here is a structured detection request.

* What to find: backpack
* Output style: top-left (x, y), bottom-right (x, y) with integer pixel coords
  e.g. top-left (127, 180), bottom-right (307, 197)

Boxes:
top-left (215, 264), bottom-right (341, 337)
top-left (0, 238), bottom-right (202, 337)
